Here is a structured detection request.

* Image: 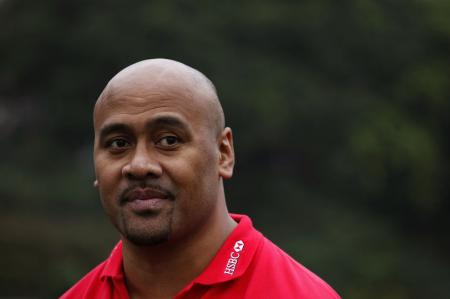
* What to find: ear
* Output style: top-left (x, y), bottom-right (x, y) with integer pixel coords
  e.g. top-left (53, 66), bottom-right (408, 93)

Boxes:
top-left (218, 127), bottom-right (235, 179)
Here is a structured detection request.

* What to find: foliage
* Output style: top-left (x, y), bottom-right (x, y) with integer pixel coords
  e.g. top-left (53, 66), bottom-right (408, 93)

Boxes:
top-left (1, 0), bottom-right (449, 298)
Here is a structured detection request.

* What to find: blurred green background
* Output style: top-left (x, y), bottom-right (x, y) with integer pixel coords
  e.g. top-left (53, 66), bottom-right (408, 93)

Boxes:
top-left (1, 0), bottom-right (449, 298)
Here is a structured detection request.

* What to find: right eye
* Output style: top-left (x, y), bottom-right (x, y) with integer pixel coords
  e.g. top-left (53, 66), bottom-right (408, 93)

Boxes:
top-left (106, 138), bottom-right (131, 152)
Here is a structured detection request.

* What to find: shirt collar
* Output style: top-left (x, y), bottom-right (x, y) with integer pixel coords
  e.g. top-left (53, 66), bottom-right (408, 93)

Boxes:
top-left (100, 241), bottom-right (124, 281)
top-left (100, 214), bottom-right (263, 285)
top-left (193, 213), bottom-right (263, 285)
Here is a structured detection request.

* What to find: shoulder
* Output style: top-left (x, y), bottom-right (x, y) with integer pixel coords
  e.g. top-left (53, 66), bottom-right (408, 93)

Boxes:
top-left (59, 260), bottom-right (108, 299)
top-left (242, 237), bottom-right (341, 299)
top-left (60, 241), bottom-right (124, 299)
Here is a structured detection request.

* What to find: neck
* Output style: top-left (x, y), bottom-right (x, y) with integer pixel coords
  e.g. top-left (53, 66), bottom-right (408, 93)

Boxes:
top-left (122, 196), bottom-right (236, 299)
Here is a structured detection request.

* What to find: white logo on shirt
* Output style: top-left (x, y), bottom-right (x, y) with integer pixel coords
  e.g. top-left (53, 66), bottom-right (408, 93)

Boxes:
top-left (224, 240), bottom-right (244, 275)
top-left (234, 240), bottom-right (244, 252)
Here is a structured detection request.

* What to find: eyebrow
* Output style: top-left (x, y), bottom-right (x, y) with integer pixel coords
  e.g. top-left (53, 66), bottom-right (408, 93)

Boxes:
top-left (148, 115), bottom-right (189, 131)
top-left (98, 123), bottom-right (132, 141)
top-left (98, 115), bottom-right (191, 141)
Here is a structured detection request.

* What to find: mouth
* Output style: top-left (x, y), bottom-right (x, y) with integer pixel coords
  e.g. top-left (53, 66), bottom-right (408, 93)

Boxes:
top-left (122, 186), bottom-right (174, 214)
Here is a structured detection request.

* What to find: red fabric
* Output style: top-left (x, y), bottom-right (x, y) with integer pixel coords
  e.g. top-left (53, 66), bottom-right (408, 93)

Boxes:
top-left (60, 214), bottom-right (341, 299)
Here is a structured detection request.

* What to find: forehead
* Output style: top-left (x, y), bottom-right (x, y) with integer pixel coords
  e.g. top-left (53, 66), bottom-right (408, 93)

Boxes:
top-left (94, 77), bottom-right (211, 132)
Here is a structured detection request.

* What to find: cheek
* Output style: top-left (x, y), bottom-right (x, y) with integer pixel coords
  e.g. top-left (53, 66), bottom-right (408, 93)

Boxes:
top-left (168, 147), bottom-right (219, 200)
top-left (165, 149), bottom-right (220, 233)
top-left (171, 146), bottom-right (217, 181)
top-left (96, 154), bottom-right (121, 179)
top-left (95, 156), bottom-right (123, 196)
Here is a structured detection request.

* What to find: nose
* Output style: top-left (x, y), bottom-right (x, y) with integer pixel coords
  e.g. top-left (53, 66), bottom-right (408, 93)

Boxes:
top-left (122, 143), bottom-right (162, 180)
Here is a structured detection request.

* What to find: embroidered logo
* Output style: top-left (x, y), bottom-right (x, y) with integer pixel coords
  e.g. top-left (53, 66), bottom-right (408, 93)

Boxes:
top-left (234, 240), bottom-right (244, 252)
top-left (224, 240), bottom-right (244, 275)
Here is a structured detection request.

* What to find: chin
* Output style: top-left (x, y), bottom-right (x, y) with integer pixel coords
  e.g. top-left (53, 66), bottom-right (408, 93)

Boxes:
top-left (120, 215), bottom-right (173, 246)
top-left (125, 232), bottom-right (170, 246)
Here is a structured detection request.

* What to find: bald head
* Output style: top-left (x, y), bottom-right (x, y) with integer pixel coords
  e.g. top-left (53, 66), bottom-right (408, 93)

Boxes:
top-left (94, 58), bottom-right (225, 137)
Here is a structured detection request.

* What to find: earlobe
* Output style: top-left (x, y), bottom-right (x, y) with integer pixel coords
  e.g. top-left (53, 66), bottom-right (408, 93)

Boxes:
top-left (93, 180), bottom-right (99, 187)
top-left (218, 127), bottom-right (235, 179)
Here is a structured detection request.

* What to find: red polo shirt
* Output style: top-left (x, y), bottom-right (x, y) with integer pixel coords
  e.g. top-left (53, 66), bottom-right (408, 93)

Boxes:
top-left (60, 214), bottom-right (340, 299)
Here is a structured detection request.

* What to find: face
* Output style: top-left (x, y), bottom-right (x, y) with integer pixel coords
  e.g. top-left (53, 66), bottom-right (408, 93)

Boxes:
top-left (93, 75), bottom-right (233, 246)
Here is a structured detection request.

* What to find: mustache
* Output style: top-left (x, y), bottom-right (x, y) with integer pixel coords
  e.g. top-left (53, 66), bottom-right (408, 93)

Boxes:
top-left (118, 183), bottom-right (175, 205)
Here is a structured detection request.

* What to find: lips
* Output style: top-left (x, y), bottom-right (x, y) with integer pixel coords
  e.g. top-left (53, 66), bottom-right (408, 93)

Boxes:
top-left (121, 187), bottom-right (173, 213)
top-left (125, 188), bottom-right (170, 201)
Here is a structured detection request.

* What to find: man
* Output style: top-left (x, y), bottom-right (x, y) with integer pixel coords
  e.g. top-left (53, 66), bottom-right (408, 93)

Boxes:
top-left (61, 59), bottom-right (341, 299)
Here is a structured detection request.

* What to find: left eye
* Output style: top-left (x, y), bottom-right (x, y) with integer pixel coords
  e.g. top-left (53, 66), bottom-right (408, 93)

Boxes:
top-left (157, 136), bottom-right (180, 148)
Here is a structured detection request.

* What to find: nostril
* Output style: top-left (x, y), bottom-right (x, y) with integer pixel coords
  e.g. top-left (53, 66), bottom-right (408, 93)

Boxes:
top-left (122, 159), bottom-right (163, 179)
